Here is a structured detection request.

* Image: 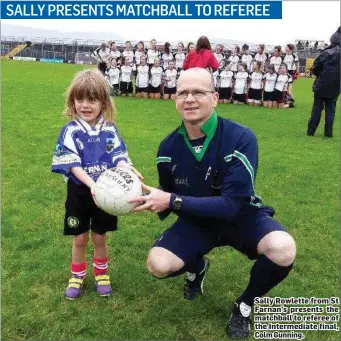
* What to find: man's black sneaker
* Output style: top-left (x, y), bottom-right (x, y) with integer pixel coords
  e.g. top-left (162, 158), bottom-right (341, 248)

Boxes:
top-left (184, 257), bottom-right (210, 300)
top-left (226, 302), bottom-right (251, 339)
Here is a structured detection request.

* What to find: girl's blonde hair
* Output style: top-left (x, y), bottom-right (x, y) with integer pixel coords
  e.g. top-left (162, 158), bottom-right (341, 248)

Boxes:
top-left (63, 69), bottom-right (116, 122)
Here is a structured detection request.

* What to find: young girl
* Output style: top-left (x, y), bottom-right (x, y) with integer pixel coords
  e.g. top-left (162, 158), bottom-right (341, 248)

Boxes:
top-left (232, 62), bottom-right (248, 104)
top-left (120, 57), bottom-right (133, 97)
top-left (218, 61), bottom-right (234, 104)
top-left (254, 44), bottom-right (268, 71)
top-left (161, 42), bottom-right (174, 70)
top-left (263, 64), bottom-right (278, 107)
top-left (135, 55), bottom-right (149, 98)
top-left (149, 57), bottom-right (163, 99)
top-left (247, 61), bottom-right (263, 106)
top-left (122, 41), bottom-right (134, 67)
top-left (283, 44), bottom-right (299, 99)
top-left (92, 43), bottom-right (111, 75)
top-left (105, 58), bottom-right (121, 96)
top-left (241, 44), bottom-right (253, 72)
top-left (134, 41), bottom-right (145, 67)
top-left (174, 42), bottom-right (186, 72)
top-left (162, 60), bottom-right (178, 100)
top-left (213, 44), bottom-right (225, 64)
top-left (51, 69), bottom-right (142, 300)
top-left (108, 41), bottom-right (121, 66)
top-left (186, 42), bottom-right (195, 56)
top-left (270, 46), bottom-right (283, 74)
top-left (273, 63), bottom-right (293, 108)
top-left (227, 46), bottom-right (240, 73)
top-left (147, 39), bottom-right (159, 68)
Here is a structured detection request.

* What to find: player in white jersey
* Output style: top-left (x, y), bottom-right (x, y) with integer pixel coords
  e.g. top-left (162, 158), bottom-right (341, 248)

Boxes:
top-left (273, 63), bottom-right (293, 108)
top-left (218, 61), bottom-right (234, 104)
top-left (270, 46), bottom-right (283, 73)
top-left (186, 42), bottom-right (195, 56)
top-left (212, 69), bottom-right (219, 91)
top-left (120, 57), bottom-right (133, 97)
top-left (214, 44), bottom-right (225, 64)
top-left (262, 64), bottom-right (278, 107)
top-left (134, 41), bottom-right (145, 67)
top-left (122, 41), bottom-right (134, 68)
top-left (283, 44), bottom-right (299, 100)
top-left (92, 42), bottom-right (111, 75)
top-left (174, 42), bottom-right (186, 71)
top-left (283, 44), bottom-right (299, 75)
top-left (135, 55), bottom-right (149, 98)
top-left (105, 59), bottom-right (121, 96)
top-left (163, 60), bottom-right (178, 100)
top-left (147, 39), bottom-right (159, 68)
top-left (247, 61), bottom-right (263, 106)
top-left (233, 62), bottom-right (248, 104)
top-left (228, 46), bottom-right (240, 73)
top-left (241, 44), bottom-right (254, 72)
top-left (254, 44), bottom-right (268, 71)
top-left (149, 57), bottom-right (163, 99)
top-left (161, 42), bottom-right (174, 70)
top-left (108, 41), bottom-right (121, 66)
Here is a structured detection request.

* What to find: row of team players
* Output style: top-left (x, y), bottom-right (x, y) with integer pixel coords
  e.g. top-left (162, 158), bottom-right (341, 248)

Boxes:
top-left (93, 40), bottom-right (299, 74)
top-left (106, 56), bottom-right (294, 107)
top-left (214, 61), bottom-right (294, 107)
top-left (92, 40), bottom-right (191, 72)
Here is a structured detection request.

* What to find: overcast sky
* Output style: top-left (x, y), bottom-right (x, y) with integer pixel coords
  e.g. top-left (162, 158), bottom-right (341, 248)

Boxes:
top-left (4, 1), bottom-right (340, 45)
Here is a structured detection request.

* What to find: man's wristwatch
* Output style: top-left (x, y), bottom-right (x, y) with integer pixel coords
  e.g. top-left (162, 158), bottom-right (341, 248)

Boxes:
top-left (173, 195), bottom-right (183, 211)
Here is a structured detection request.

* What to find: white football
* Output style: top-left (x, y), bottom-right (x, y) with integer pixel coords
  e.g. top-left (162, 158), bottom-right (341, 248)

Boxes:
top-left (94, 167), bottom-right (142, 216)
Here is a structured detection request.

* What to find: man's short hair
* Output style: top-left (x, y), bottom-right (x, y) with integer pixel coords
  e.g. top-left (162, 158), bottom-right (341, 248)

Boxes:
top-left (178, 68), bottom-right (215, 92)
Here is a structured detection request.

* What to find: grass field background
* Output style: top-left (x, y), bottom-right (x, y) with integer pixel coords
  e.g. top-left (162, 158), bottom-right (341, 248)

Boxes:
top-left (2, 61), bottom-right (340, 341)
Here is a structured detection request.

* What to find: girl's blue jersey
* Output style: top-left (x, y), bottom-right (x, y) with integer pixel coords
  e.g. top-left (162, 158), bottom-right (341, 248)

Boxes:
top-left (52, 116), bottom-right (130, 184)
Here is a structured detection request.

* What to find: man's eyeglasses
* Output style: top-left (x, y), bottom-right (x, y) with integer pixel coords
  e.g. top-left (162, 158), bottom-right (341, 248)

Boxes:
top-left (176, 90), bottom-right (215, 100)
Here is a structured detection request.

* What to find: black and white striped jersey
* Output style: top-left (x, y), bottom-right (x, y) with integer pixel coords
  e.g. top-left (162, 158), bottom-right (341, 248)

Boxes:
top-left (263, 72), bottom-right (278, 92)
top-left (174, 52), bottom-right (186, 69)
top-left (275, 74), bottom-right (293, 91)
top-left (283, 53), bottom-right (299, 71)
top-left (219, 70), bottom-right (234, 88)
top-left (161, 53), bottom-right (174, 70)
top-left (249, 71), bottom-right (263, 89)
top-left (228, 55), bottom-right (240, 72)
top-left (269, 55), bottom-right (283, 73)
top-left (92, 47), bottom-right (111, 63)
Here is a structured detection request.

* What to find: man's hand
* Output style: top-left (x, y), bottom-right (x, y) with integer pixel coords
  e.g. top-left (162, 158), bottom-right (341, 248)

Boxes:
top-left (129, 183), bottom-right (171, 213)
top-left (117, 160), bottom-right (144, 181)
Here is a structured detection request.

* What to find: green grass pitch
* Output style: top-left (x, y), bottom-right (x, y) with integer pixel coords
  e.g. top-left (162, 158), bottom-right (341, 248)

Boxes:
top-left (2, 60), bottom-right (340, 340)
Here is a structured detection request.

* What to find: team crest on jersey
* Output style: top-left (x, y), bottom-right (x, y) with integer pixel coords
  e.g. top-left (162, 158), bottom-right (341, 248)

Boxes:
top-left (106, 138), bottom-right (115, 153)
top-left (75, 138), bottom-right (84, 150)
top-left (193, 145), bottom-right (203, 154)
